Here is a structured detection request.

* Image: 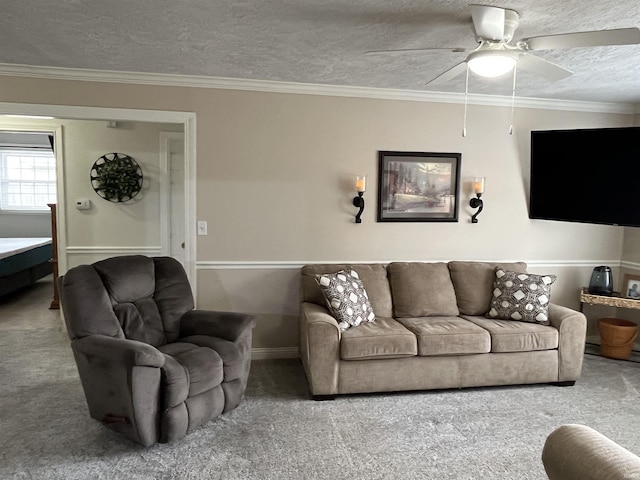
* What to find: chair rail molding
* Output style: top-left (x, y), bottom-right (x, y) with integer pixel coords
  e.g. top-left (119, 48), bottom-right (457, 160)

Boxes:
top-left (620, 260), bottom-right (640, 271)
top-left (196, 259), bottom-right (619, 270)
top-left (66, 246), bottom-right (163, 256)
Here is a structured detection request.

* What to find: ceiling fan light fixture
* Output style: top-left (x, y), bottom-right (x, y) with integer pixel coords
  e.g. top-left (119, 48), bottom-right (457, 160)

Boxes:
top-left (467, 50), bottom-right (516, 78)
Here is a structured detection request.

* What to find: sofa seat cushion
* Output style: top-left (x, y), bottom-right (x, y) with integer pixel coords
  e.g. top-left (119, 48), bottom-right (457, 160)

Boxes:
top-left (462, 315), bottom-right (559, 353)
top-left (340, 317), bottom-right (417, 360)
top-left (397, 316), bottom-right (491, 356)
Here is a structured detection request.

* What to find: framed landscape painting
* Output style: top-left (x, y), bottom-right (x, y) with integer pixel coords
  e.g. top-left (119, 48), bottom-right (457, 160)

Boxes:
top-left (377, 151), bottom-right (461, 222)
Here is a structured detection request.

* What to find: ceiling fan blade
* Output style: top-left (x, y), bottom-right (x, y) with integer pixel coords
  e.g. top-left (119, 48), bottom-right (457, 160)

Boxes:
top-left (365, 47), bottom-right (467, 54)
top-left (524, 27), bottom-right (640, 50)
top-left (426, 62), bottom-right (467, 85)
top-left (517, 53), bottom-right (573, 82)
top-left (470, 4), bottom-right (505, 41)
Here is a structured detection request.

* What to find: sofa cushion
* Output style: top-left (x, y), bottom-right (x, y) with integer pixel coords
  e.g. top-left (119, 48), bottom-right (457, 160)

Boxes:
top-left (397, 316), bottom-right (491, 356)
top-left (448, 261), bottom-right (528, 315)
top-left (463, 315), bottom-right (559, 352)
top-left (301, 264), bottom-right (393, 318)
top-left (315, 270), bottom-right (376, 331)
top-left (487, 269), bottom-right (557, 325)
top-left (388, 262), bottom-right (459, 317)
top-left (340, 317), bottom-right (417, 360)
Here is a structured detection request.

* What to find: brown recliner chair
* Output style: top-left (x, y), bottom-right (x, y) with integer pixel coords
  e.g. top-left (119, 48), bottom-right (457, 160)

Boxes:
top-left (58, 255), bottom-right (255, 447)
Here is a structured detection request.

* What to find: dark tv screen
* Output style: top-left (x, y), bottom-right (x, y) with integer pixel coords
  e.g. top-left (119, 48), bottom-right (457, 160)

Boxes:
top-left (529, 126), bottom-right (640, 227)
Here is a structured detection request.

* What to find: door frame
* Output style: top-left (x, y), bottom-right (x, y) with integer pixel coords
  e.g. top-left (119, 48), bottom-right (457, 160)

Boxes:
top-left (0, 102), bottom-right (198, 294)
top-left (159, 131), bottom-right (186, 263)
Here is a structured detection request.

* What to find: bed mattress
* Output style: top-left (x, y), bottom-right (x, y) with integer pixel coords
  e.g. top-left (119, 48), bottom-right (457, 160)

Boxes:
top-left (0, 238), bottom-right (52, 277)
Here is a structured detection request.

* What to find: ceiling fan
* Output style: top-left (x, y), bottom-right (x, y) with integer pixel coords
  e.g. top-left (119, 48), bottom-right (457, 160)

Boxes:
top-left (367, 4), bottom-right (640, 85)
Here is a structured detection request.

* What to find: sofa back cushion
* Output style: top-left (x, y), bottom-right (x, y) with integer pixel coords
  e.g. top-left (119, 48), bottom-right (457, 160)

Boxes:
top-left (388, 262), bottom-right (459, 317)
top-left (447, 261), bottom-right (527, 315)
top-left (300, 264), bottom-right (393, 318)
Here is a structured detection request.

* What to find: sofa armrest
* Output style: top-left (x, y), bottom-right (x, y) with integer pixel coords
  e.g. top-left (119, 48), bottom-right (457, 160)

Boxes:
top-left (543, 424), bottom-right (640, 480)
top-left (73, 334), bottom-right (165, 367)
top-left (548, 303), bottom-right (587, 382)
top-left (180, 310), bottom-right (256, 343)
top-left (299, 302), bottom-right (341, 397)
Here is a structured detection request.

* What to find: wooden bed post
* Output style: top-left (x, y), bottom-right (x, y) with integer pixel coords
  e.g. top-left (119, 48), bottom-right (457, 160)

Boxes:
top-left (48, 203), bottom-right (59, 309)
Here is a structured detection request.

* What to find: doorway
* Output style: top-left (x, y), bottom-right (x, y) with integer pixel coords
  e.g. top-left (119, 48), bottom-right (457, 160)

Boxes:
top-left (160, 131), bottom-right (186, 265)
top-left (0, 103), bottom-right (197, 291)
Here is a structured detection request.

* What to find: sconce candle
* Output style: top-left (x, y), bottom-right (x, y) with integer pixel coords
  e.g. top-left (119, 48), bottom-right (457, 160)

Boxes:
top-left (353, 175), bottom-right (366, 223)
top-left (470, 177), bottom-right (485, 223)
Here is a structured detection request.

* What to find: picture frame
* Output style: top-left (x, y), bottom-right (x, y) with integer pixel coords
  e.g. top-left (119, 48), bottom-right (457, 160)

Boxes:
top-left (377, 151), bottom-right (461, 222)
top-left (623, 274), bottom-right (640, 299)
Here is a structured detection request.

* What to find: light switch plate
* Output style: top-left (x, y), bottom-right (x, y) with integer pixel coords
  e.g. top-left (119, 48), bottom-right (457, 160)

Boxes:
top-left (197, 221), bottom-right (208, 235)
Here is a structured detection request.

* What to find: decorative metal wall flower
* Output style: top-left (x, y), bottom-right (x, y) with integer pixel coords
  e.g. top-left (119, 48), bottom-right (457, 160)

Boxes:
top-left (90, 153), bottom-right (143, 202)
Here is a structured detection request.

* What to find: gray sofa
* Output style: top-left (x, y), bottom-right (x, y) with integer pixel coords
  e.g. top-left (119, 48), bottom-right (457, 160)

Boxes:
top-left (543, 424), bottom-right (640, 479)
top-left (299, 261), bottom-right (587, 399)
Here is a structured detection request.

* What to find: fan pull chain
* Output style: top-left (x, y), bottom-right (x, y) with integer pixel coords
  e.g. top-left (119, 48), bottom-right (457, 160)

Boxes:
top-left (462, 63), bottom-right (469, 137)
top-left (509, 66), bottom-right (517, 135)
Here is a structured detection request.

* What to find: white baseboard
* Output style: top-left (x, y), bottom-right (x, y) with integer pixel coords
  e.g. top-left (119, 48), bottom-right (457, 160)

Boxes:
top-left (251, 347), bottom-right (299, 360)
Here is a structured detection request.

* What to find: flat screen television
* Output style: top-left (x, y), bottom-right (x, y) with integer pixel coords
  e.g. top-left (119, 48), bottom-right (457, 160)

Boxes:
top-left (529, 126), bottom-right (640, 227)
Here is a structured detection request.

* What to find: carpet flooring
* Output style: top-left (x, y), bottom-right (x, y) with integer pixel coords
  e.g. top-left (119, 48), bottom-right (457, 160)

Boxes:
top-left (1, 277), bottom-right (640, 479)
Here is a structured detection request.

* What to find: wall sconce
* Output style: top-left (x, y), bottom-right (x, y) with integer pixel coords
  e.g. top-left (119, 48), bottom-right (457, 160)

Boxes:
top-left (353, 175), bottom-right (366, 223)
top-left (470, 177), bottom-right (485, 223)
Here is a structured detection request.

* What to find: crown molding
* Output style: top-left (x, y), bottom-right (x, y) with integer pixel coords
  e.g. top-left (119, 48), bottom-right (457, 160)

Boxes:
top-left (0, 63), bottom-right (634, 115)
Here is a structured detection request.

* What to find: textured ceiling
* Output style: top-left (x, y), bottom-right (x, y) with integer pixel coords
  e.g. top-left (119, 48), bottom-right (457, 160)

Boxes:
top-left (2, 0), bottom-right (640, 104)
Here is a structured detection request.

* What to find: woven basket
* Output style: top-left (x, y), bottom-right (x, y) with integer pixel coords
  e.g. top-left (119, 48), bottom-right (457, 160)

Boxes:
top-left (598, 318), bottom-right (638, 360)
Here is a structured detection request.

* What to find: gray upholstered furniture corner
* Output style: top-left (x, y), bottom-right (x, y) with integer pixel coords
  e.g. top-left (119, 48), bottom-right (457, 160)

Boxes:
top-left (299, 261), bottom-right (587, 399)
top-left (543, 424), bottom-right (640, 479)
top-left (58, 255), bottom-right (255, 446)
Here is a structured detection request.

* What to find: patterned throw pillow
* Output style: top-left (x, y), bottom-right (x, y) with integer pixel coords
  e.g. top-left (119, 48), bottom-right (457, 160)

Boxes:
top-left (487, 268), bottom-right (557, 325)
top-left (315, 270), bottom-right (376, 331)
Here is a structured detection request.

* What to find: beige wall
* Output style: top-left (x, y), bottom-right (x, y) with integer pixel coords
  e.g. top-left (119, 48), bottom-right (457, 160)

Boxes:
top-left (0, 212), bottom-right (51, 237)
top-left (0, 74), bottom-right (636, 355)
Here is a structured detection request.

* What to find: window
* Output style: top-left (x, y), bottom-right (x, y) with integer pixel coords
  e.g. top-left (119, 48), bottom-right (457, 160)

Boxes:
top-left (0, 149), bottom-right (57, 212)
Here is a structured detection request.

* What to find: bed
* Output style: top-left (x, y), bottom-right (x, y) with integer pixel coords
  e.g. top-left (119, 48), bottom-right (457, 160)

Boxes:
top-left (0, 237), bottom-right (53, 297)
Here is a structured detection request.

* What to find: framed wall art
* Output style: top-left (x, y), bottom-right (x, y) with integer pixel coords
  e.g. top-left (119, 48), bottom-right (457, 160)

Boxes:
top-left (377, 151), bottom-right (461, 222)
top-left (623, 274), bottom-right (640, 299)
top-left (90, 152), bottom-right (143, 203)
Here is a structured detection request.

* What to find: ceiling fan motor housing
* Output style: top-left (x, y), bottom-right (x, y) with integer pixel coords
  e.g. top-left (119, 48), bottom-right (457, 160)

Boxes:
top-left (502, 9), bottom-right (520, 43)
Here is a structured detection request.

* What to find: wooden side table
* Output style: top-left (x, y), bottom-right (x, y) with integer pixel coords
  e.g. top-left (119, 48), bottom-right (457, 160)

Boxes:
top-left (580, 288), bottom-right (640, 362)
top-left (580, 288), bottom-right (640, 312)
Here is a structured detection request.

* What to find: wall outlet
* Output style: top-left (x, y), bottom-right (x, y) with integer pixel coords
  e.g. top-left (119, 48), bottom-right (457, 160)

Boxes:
top-left (197, 220), bottom-right (208, 235)
top-left (75, 199), bottom-right (92, 210)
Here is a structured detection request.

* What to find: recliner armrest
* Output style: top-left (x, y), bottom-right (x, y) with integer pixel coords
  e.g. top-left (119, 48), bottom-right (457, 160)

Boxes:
top-left (73, 334), bottom-right (165, 367)
top-left (180, 310), bottom-right (256, 342)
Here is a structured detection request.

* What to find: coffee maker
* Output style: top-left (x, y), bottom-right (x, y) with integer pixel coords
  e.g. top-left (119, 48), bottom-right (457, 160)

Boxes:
top-left (588, 266), bottom-right (613, 296)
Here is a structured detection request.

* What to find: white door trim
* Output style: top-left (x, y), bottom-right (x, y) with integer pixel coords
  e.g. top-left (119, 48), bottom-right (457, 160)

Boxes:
top-left (0, 102), bottom-right (198, 293)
